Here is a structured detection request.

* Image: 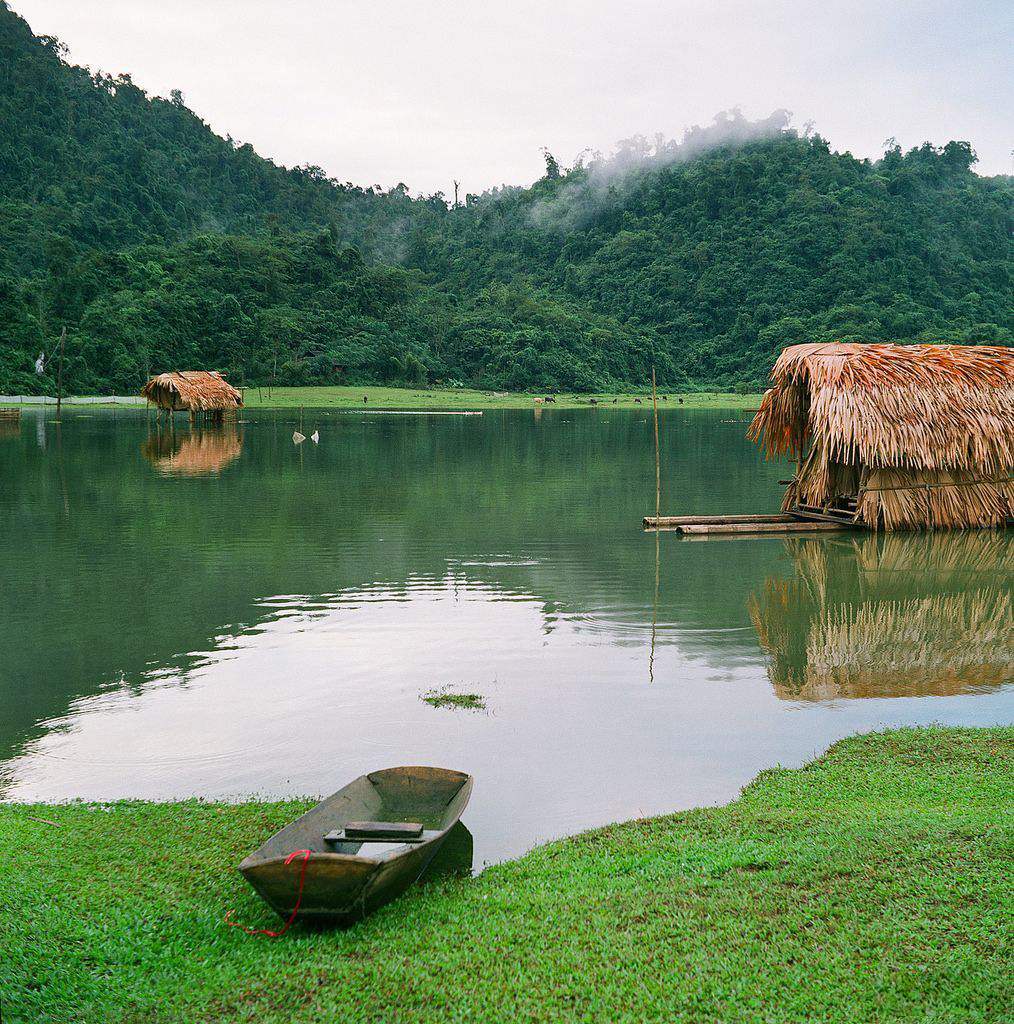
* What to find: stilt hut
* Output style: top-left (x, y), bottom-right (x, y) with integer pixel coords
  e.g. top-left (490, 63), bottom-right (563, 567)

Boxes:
top-left (141, 371), bottom-right (242, 423)
top-left (748, 343), bottom-right (1013, 530)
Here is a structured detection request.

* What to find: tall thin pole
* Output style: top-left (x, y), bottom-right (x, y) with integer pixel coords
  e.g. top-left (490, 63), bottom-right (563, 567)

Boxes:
top-left (55, 327), bottom-right (66, 419)
top-left (651, 366), bottom-right (660, 521)
top-left (649, 526), bottom-right (659, 684)
top-left (649, 365), bottom-right (661, 682)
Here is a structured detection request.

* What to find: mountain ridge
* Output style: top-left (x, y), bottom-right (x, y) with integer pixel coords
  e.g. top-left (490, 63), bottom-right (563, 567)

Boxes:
top-left (1, 0), bottom-right (1010, 394)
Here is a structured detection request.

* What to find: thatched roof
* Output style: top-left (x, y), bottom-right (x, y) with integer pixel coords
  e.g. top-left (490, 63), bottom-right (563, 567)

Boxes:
top-left (141, 371), bottom-right (242, 412)
top-left (749, 343), bottom-right (1013, 470)
top-left (748, 343), bottom-right (1013, 528)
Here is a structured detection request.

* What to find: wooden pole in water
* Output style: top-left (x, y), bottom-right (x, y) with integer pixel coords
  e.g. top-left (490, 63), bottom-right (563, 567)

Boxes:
top-left (649, 365), bottom-right (661, 680)
top-left (649, 526), bottom-right (659, 684)
top-left (55, 327), bottom-right (66, 419)
top-left (651, 366), bottom-right (660, 521)
top-left (677, 520), bottom-right (851, 535)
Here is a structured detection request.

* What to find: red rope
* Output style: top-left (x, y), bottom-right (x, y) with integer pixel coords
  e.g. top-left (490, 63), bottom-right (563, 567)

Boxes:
top-left (225, 849), bottom-right (312, 938)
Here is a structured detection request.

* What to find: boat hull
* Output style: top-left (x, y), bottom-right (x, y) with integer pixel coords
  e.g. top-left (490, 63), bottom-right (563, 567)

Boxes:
top-left (241, 832), bottom-right (451, 925)
top-left (238, 766), bottom-right (472, 927)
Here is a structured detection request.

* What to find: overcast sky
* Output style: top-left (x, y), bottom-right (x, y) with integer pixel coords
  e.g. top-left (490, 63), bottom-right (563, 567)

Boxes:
top-left (13, 0), bottom-right (1013, 194)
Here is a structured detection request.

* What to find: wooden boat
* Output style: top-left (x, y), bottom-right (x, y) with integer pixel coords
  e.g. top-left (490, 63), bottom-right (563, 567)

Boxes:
top-left (239, 766), bottom-right (473, 926)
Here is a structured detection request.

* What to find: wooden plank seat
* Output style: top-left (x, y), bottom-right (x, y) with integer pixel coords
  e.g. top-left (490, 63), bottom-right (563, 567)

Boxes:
top-left (324, 821), bottom-right (425, 844)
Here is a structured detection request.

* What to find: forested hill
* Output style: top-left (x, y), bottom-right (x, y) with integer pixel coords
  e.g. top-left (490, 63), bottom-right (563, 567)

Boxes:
top-left (0, 0), bottom-right (440, 276)
top-left (425, 133), bottom-right (1012, 384)
top-left (1, 0), bottom-right (1010, 395)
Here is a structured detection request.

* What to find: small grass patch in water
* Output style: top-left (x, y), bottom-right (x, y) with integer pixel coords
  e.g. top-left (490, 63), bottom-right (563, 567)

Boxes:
top-left (420, 686), bottom-right (487, 711)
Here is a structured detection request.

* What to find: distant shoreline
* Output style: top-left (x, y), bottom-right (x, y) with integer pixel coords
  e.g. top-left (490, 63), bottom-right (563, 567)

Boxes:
top-left (1, 386), bottom-right (765, 412)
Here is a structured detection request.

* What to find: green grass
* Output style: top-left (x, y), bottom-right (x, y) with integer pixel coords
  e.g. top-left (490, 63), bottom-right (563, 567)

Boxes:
top-left (420, 687), bottom-right (487, 711)
top-left (0, 387), bottom-right (764, 411)
top-left (235, 385), bottom-right (765, 411)
top-left (2, 727), bottom-right (1010, 1023)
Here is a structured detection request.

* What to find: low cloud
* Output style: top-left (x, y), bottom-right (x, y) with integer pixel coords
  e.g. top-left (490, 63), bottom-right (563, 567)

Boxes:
top-left (528, 108), bottom-right (794, 232)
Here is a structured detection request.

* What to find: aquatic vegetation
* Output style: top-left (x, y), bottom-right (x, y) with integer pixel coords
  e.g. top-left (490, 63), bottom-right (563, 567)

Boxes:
top-left (421, 686), bottom-right (487, 711)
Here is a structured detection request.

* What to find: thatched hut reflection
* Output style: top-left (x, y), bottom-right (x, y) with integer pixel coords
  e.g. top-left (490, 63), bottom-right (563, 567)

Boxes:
top-left (143, 425), bottom-right (243, 477)
top-left (749, 532), bottom-right (1012, 700)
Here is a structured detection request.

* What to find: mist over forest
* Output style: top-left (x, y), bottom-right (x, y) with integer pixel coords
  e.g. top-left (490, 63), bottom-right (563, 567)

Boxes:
top-left (1, 1), bottom-right (1010, 395)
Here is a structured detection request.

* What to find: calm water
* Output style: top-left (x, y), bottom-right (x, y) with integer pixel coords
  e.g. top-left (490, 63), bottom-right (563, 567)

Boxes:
top-left (1, 407), bottom-right (1011, 866)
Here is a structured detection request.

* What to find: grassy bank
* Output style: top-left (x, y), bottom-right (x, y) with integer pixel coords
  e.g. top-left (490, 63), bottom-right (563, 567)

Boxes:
top-left (1, 387), bottom-right (764, 412)
top-left (2, 727), bottom-right (1010, 1023)
top-left (236, 386), bottom-right (765, 410)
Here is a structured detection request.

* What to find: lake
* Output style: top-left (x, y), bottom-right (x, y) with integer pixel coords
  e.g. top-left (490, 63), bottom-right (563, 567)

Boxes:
top-left (1, 407), bottom-right (1010, 866)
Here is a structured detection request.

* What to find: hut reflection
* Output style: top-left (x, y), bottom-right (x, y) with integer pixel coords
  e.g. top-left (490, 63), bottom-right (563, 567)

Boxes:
top-left (142, 423), bottom-right (243, 477)
top-left (0, 413), bottom-right (21, 440)
top-left (749, 532), bottom-right (1013, 701)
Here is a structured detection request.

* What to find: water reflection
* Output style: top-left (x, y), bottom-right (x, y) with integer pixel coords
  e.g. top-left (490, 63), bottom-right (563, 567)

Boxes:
top-left (142, 423), bottom-right (244, 477)
top-left (2, 409), bottom-right (1011, 867)
top-left (750, 532), bottom-right (1013, 701)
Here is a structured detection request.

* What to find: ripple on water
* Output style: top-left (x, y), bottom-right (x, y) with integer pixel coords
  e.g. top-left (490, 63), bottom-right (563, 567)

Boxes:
top-left (1, 409), bottom-right (1010, 865)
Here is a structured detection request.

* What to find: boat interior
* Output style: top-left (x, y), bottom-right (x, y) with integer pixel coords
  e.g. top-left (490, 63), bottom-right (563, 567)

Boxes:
top-left (248, 766), bottom-right (473, 862)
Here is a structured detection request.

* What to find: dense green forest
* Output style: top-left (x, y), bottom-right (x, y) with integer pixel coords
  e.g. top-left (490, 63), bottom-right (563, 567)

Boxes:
top-left (1, 0), bottom-right (1010, 394)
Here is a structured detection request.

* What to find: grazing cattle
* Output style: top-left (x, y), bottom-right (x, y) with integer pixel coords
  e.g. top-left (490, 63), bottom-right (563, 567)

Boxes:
top-left (534, 397), bottom-right (544, 405)
top-left (544, 396), bottom-right (556, 403)
top-left (634, 398), bottom-right (643, 404)
top-left (589, 398), bottom-right (597, 405)
top-left (363, 395), bottom-right (368, 404)
top-left (612, 398), bottom-right (618, 404)
top-left (678, 397), bottom-right (684, 405)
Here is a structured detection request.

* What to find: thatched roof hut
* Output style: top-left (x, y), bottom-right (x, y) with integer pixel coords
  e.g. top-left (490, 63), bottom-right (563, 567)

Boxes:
top-left (749, 533), bottom-right (1012, 700)
top-left (141, 372), bottom-right (242, 416)
top-left (748, 343), bottom-right (1013, 530)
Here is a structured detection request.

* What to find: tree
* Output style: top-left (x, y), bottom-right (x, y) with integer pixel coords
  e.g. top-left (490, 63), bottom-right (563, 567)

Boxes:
top-left (541, 149), bottom-right (562, 180)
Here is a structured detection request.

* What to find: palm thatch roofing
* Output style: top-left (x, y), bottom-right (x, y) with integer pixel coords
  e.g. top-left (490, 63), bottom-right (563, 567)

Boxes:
top-left (140, 371), bottom-right (242, 412)
top-left (748, 343), bottom-right (1013, 529)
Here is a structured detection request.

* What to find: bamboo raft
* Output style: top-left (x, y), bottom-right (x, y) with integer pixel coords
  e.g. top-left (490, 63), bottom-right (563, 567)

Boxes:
top-left (643, 513), bottom-right (856, 535)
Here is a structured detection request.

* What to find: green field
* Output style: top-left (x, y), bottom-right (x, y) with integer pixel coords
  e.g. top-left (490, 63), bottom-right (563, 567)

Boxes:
top-left (2, 726), bottom-right (1010, 1023)
top-left (238, 386), bottom-right (765, 410)
top-left (0, 387), bottom-right (765, 412)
